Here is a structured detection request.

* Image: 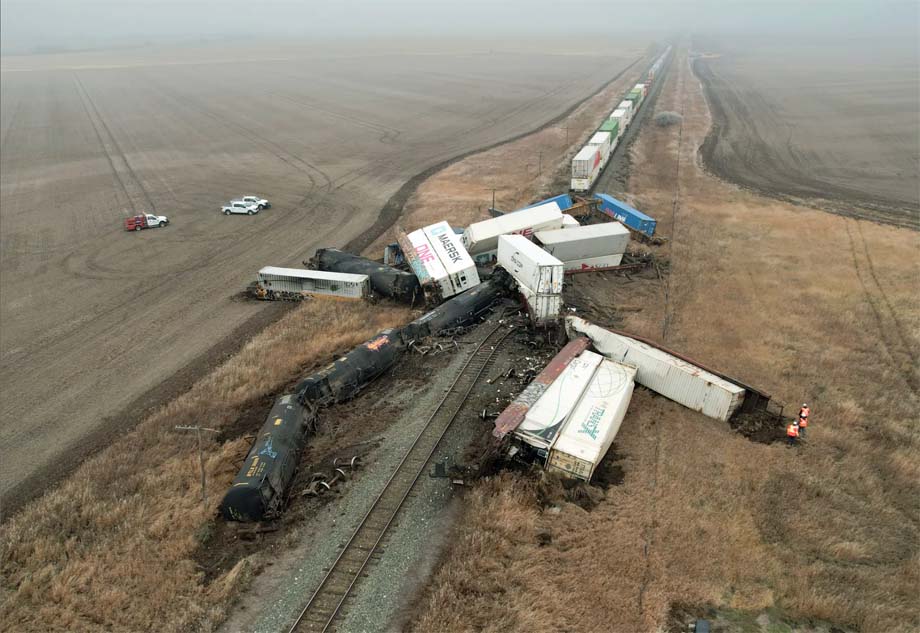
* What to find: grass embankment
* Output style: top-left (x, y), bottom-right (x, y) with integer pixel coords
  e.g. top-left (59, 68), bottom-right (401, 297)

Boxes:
top-left (0, 301), bottom-right (409, 632)
top-left (408, 46), bottom-right (920, 632)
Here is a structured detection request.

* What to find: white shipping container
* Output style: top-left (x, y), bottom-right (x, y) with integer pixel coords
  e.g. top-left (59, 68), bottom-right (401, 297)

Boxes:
top-left (547, 359), bottom-right (637, 481)
top-left (462, 202), bottom-right (563, 256)
top-left (634, 83), bottom-right (648, 97)
top-left (571, 145), bottom-right (600, 179)
top-left (609, 109), bottom-right (627, 138)
top-left (256, 267), bottom-right (370, 300)
top-left (570, 176), bottom-right (594, 193)
top-left (498, 234), bottom-right (564, 294)
top-left (562, 253), bottom-right (624, 272)
top-left (535, 222), bottom-right (631, 261)
top-left (566, 317), bottom-right (746, 421)
top-left (617, 100), bottom-right (634, 124)
top-left (515, 350), bottom-right (604, 451)
top-left (407, 229), bottom-right (455, 298)
top-left (520, 284), bottom-right (562, 325)
top-left (587, 131), bottom-right (612, 162)
top-left (422, 221), bottom-right (481, 293)
top-left (562, 214), bottom-right (581, 229)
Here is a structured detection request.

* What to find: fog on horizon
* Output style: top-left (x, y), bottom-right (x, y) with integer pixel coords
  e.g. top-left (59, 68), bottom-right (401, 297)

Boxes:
top-left (1, 0), bottom-right (917, 56)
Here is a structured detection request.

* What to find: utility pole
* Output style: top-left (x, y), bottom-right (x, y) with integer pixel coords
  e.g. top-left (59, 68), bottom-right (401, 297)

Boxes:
top-left (175, 425), bottom-right (220, 506)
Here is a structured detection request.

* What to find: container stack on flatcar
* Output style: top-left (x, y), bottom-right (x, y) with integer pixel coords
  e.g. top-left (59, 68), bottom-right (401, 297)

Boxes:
top-left (570, 47), bottom-right (672, 192)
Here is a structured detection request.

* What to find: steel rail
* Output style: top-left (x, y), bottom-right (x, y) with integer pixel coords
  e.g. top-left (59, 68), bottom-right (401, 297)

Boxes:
top-left (288, 321), bottom-right (513, 633)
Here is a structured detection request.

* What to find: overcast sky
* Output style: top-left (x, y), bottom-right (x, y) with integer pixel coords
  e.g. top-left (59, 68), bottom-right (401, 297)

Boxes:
top-left (1, 0), bottom-right (917, 55)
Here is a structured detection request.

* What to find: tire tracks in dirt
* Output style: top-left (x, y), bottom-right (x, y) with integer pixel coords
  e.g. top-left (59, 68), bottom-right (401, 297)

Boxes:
top-left (73, 73), bottom-right (158, 214)
top-left (844, 220), bottom-right (919, 394)
top-left (693, 57), bottom-right (919, 231)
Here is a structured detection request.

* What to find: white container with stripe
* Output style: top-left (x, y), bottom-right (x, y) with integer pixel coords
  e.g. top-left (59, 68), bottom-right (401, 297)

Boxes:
top-left (562, 253), bottom-right (624, 272)
top-left (534, 222), bottom-right (630, 262)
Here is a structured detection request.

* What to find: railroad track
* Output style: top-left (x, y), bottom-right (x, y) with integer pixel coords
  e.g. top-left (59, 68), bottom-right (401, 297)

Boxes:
top-left (288, 321), bottom-right (514, 633)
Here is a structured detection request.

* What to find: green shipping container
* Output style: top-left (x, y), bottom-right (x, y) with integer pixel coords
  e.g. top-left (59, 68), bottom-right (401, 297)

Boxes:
top-left (627, 90), bottom-right (642, 102)
top-left (599, 119), bottom-right (619, 136)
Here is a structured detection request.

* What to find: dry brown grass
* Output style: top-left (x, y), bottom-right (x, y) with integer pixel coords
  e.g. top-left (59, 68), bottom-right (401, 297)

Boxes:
top-left (0, 300), bottom-right (410, 632)
top-left (362, 54), bottom-right (654, 258)
top-left (408, 47), bottom-right (920, 633)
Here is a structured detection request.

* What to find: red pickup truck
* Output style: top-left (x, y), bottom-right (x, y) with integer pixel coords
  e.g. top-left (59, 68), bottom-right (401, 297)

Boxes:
top-left (125, 213), bottom-right (169, 231)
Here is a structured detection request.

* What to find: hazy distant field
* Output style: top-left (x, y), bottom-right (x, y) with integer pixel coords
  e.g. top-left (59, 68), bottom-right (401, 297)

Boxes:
top-left (0, 40), bottom-right (641, 508)
top-left (694, 35), bottom-right (919, 228)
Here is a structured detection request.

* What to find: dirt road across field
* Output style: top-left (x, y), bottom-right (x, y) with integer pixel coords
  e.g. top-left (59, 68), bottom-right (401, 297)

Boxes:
top-left (693, 35), bottom-right (919, 229)
top-left (0, 40), bottom-right (643, 513)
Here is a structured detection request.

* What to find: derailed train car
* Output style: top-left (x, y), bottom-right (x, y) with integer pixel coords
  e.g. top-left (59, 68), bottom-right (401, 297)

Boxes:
top-left (219, 395), bottom-right (315, 521)
top-left (294, 328), bottom-right (403, 405)
top-left (220, 277), bottom-right (510, 521)
top-left (310, 248), bottom-right (421, 302)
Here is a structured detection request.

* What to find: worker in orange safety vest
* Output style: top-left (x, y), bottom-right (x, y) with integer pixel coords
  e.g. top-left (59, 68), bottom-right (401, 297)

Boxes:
top-left (798, 403), bottom-right (810, 439)
top-left (786, 420), bottom-right (799, 447)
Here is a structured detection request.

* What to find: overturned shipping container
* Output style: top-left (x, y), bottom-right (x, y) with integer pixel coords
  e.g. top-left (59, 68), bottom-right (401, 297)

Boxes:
top-left (462, 201), bottom-right (564, 257)
top-left (514, 350), bottom-right (604, 455)
top-left (567, 317), bottom-right (745, 421)
top-left (497, 234), bottom-right (564, 294)
top-left (255, 267), bottom-right (370, 301)
top-left (407, 228), bottom-right (455, 300)
top-left (423, 221), bottom-right (481, 294)
top-left (493, 337), bottom-right (592, 439)
top-left (546, 359), bottom-right (636, 481)
top-left (593, 193), bottom-right (657, 237)
top-left (534, 222), bottom-right (630, 262)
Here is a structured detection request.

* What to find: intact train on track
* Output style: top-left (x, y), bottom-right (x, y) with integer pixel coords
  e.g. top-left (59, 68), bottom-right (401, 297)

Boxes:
top-left (570, 47), bottom-right (671, 193)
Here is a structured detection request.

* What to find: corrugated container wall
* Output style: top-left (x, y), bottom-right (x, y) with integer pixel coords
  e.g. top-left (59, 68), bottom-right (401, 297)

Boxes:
top-left (546, 360), bottom-right (636, 481)
top-left (534, 222), bottom-right (630, 261)
top-left (571, 145), bottom-right (600, 179)
top-left (521, 285), bottom-right (562, 325)
top-left (497, 234), bottom-right (564, 294)
top-left (566, 317), bottom-right (746, 421)
top-left (256, 267), bottom-right (370, 300)
top-left (562, 253), bottom-right (624, 272)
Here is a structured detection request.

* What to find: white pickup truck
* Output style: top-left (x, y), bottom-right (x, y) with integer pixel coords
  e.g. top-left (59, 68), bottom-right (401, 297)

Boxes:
top-left (241, 195), bottom-right (271, 210)
top-left (221, 200), bottom-right (260, 215)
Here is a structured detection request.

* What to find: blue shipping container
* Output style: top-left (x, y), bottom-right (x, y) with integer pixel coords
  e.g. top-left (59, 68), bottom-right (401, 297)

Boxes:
top-left (515, 193), bottom-right (573, 214)
top-left (593, 193), bottom-right (656, 237)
